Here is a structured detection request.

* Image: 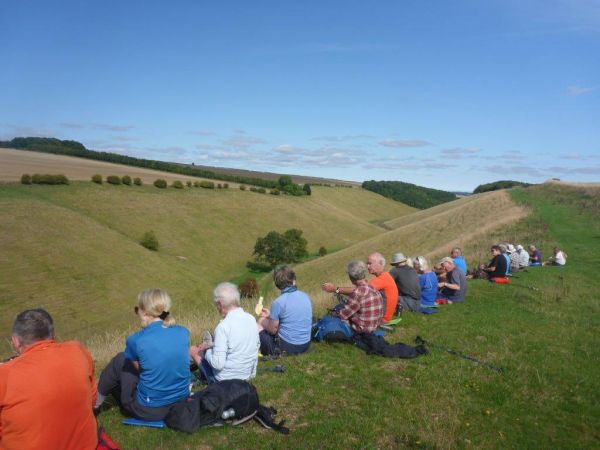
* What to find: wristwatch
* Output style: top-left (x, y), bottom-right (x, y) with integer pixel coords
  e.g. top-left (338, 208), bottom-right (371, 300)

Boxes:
top-left (335, 287), bottom-right (340, 294)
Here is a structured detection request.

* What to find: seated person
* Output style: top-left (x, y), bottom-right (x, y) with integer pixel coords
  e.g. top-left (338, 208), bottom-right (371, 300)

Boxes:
top-left (190, 282), bottom-right (259, 384)
top-left (437, 257), bottom-right (468, 303)
top-left (499, 244), bottom-right (511, 275)
top-left (507, 244), bottom-right (520, 273)
top-left (322, 260), bottom-right (384, 334)
top-left (0, 309), bottom-right (97, 450)
top-left (257, 265), bottom-right (312, 356)
top-left (544, 246), bottom-right (567, 266)
top-left (413, 256), bottom-right (438, 308)
top-left (451, 247), bottom-right (468, 274)
top-left (389, 252), bottom-right (421, 312)
top-left (96, 289), bottom-right (190, 420)
top-left (528, 244), bottom-right (542, 266)
top-left (479, 245), bottom-right (508, 281)
top-left (516, 244), bottom-right (530, 268)
top-left (367, 252), bottom-right (398, 322)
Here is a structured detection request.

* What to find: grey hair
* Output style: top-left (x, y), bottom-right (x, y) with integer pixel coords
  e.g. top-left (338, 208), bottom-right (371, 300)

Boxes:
top-left (12, 308), bottom-right (55, 346)
top-left (347, 260), bottom-right (367, 281)
top-left (213, 282), bottom-right (241, 307)
top-left (372, 252), bottom-right (385, 266)
top-left (414, 256), bottom-right (430, 272)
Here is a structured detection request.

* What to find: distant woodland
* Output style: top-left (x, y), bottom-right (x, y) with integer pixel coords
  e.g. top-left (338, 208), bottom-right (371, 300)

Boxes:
top-left (473, 180), bottom-right (533, 194)
top-left (362, 180), bottom-right (457, 209)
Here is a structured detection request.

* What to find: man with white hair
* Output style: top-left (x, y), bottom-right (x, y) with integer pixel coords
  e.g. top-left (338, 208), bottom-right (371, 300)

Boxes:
top-left (516, 245), bottom-right (529, 268)
top-left (437, 257), bottom-right (468, 303)
top-left (190, 282), bottom-right (259, 383)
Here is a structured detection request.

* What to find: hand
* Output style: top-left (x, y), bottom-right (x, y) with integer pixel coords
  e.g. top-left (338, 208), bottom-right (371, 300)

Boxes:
top-left (322, 282), bottom-right (335, 293)
top-left (438, 282), bottom-right (445, 288)
top-left (189, 345), bottom-right (202, 364)
top-left (260, 308), bottom-right (270, 319)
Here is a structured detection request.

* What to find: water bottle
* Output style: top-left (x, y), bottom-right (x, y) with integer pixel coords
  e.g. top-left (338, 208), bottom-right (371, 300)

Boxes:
top-left (221, 408), bottom-right (235, 420)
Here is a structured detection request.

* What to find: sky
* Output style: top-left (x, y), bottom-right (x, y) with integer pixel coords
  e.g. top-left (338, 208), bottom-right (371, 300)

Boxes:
top-left (1, 1), bottom-right (599, 192)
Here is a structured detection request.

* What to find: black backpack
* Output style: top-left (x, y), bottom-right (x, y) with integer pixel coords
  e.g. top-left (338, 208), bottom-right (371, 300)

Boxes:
top-left (165, 379), bottom-right (289, 434)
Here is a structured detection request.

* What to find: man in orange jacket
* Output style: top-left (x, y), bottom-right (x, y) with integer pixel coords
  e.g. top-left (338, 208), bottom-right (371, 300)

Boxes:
top-left (0, 309), bottom-right (97, 450)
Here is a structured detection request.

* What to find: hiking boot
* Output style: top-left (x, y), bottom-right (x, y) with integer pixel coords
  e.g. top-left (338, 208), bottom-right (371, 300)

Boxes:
top-left (202, 330), bottom-right (214, 347)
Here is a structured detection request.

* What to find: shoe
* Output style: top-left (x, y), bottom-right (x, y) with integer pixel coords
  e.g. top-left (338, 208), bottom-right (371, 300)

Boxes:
top-left (202, 330), bottom-right (213, 347)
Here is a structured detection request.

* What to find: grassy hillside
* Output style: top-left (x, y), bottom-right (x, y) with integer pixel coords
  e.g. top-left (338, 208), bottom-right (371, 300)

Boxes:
top-left (0, 183), bottom-right (413, 354)
top-left (92, 183), bottom-right (599, 449)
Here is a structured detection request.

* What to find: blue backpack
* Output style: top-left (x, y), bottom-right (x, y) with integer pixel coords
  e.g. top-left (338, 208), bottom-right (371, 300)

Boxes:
top-left (312, 315), bottom-right (353, 342)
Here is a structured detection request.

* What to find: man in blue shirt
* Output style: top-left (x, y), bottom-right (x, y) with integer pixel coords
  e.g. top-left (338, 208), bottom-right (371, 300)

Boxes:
top-left (258, 266), bottom-right (312, 356)
top-left (451, 247), bottom-right (468, 274)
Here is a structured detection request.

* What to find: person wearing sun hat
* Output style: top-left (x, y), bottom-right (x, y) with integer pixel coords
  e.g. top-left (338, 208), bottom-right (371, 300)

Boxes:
top-left (516, 245), bottom-right (530, 268)
top-left (389, 252), bottom-right (421, 313)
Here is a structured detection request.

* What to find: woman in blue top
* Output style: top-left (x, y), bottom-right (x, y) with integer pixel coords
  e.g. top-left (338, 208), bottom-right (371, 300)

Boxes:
top-left (96, 289), bottom-right (190, 420)
top-left (413, 256), bottom-right (438, 307)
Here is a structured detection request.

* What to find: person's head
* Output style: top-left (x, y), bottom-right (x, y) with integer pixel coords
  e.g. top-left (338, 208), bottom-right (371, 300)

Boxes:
top-left (413, 256), bottom-right (430, 274)
top-left (273, 265), bottom-right (296, 290)
top-left (347, 260), bottom-right (368, 284)
top-left (136, 288), bottom-right (175, 327)
top-left (451, 247), bottom-right (462, 258)
top-left (11, 308), bottom-right (55, 354)
top-left (528, 244), bottom-right (537, 252)
top-left (553, 246), bottom-right (560, 254)
top-left (439, 256), bottom-right (455, 273)
top-left (213, 282), bottom-right (241, 317)
top-left (516, 244), bottom-right (524, 253)
top-left (491, 245), bottom-right (501, 256)
top-left (498, 244), bottom-right (507, 254)
top-left (390, 252), bottom-right (408, 268)
top-left (367, 252), bottom-right (385, 275)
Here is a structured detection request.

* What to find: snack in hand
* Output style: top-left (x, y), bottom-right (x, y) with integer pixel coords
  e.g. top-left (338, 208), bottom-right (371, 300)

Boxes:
top-left (255, 296), bottom-right (264, 315)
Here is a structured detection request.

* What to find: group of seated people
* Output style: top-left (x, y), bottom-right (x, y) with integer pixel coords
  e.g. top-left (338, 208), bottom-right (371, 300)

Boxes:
top-left (0, 244), bottom-right (567, 447)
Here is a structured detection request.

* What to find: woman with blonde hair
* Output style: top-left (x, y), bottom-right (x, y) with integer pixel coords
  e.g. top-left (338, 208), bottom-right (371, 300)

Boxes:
top-left (95, 289), bottom-right (190, 420)
top-left (413, 256), bottom-right (437, 308)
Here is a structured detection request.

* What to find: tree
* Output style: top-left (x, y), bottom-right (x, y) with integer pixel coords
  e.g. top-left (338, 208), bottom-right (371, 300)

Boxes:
top-left (303, 183), bottom-right (312, 195)
top-left (278, 175), bottom-right (293, 188)
top-left (247, 228), bottom-right (308, 270)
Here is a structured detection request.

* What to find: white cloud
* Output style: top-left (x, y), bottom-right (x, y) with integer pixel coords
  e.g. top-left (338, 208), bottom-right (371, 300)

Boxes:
top-left (380, 139), bottom-right (431, 148)
top-left (222, 135), bottom-right (267, 148)
top-left (92, 123), bottom-right (134, 132)
top-left (60, 122), bottom-right (85, 129)
top-left (567, 85), bottom-right (596, 96)
top-left (188, 129), bottom-right (217, 136)
top-left (441, 147), bottom-right (482, 157)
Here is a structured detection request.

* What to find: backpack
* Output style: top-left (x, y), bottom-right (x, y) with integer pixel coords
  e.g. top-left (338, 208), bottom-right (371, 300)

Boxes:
top-left (312, 315), bottom-right (353, 342)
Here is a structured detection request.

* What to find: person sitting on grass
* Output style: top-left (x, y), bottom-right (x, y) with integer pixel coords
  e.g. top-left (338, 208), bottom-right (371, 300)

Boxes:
top-left (413, 256), bottom-right (438, 308)
top-left (544, 246), bottom-right (567, 266)
top-left (96, 288), bottom-right (190, 420)
top-left (528, 244), bottom-right (542, 266)
top-left (507, 244), bottom-right (520, 273)
top-left (257, 265), bottom-right (312, 356)
top-left (0, 309), bottom-right (97, 450)
top-left (190, 282), bottom-right (259, 384)
top-left (479, 245), bottom-right (508, 282)
top-left (451, 247), bottom-right (468, 274)
top-left (389, 252), bottom-right (421, 313)
top-left (499, 244), bottom-right (512, 276)
top-left (516, 244), bottom-right (530, 268)
top-left (322, 260), bottom-right (384, 334)
top-left (436, 257), bottom-right (468, 304)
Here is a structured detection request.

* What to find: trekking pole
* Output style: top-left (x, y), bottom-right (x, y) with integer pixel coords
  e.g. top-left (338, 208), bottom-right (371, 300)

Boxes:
top-left (415, 336), bottom-right (504, 374)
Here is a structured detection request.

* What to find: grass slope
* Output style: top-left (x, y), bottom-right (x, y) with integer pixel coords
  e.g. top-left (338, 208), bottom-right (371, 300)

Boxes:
top-left (0, 183), bottom-right (412, 354)
top-left (93, 184), bottom-right (600, 449)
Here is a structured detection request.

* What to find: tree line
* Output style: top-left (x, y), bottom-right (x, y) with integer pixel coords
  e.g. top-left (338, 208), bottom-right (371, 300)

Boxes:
top-left (362, 180), bottom-right (457, 209)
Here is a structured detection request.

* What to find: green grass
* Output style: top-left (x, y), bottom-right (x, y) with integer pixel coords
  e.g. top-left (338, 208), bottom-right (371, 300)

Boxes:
top-left (93, 184), bottom-right (599, 449)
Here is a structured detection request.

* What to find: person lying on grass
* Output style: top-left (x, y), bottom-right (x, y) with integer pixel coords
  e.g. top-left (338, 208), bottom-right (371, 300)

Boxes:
top-left (0, 309), bottom-right (97, 450)
top-left (322, 252), bottom-right (397, 323)
top-left (436, 257), bottom-right (468, 304)
top-left (95, 289), bottom-right (190, 421)
top-left (322, 259), bottom-right (384, 334)
top-left (257, 265), bottom-right (312, 356)
top-left (190, 282), bottom-right (259, 384)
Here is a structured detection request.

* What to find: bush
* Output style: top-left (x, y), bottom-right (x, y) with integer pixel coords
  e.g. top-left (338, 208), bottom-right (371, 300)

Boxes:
top-left (249, 187), bottom-right (258, 192)
top-left (186, 181), bottom-right (192, 188)
top-left (319, 246), bottom-right (327, 256)
top-left (217, 183), bottom-right (222, 189)
top-left (140, 231), bottom-right (159, 251)
top-left (172, 180), bottom-right (184, 189)
top-left (133, 177), bottom-right (142, 186)
top-left (154, 179), bottom-right (167, 189)
top-left (31, 174), bottom-right (69, 185)
top-left (122, 175), bottom-right (132, 186)
top-left (200, 181), bottom-right (215, 189)
top-left (91, 174), bottom-right (103, 184)
top-left (240, 185), bottom-right (247, 191)
top-left (247, 228), bottom-right (308, 269)
top-left (303, 183), bottom-right (312, 195)
top-left (270, 188), bottom-right (280, 195)
top-left (21, 174), bottom-right (32, 185)
top-left (106, 175), bottom-right (121, 185)
top-left (239, 278), bottom-right (259, 298)
top-left (257, 188), bottom-right (266, 194)
top-left (193, 181), bottom-right (200, 187)
top-left (223, 183), bottom-right (229, 189)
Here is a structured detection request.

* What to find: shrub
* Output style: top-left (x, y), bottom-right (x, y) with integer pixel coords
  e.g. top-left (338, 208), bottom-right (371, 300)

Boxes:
top-left (257, 188), bottom-right (266, 194)
top-left (140, 231), bottom-right (159, 251)
top-left (270, 188), bottom-right (280, 195)
top-left (200, 181), bottom-right (215, 189)
top-left (91, 174), bottom-right (103, 184)
top-left (319, 246), bottom-right (327, 256)
top-left (303, 183), bottom-right (312, 195)
top-left (154, 179), bottom-right (167, 189)
top-left (239, 185), bottom-right (247, 191)
top-left (31, 174), bottom-right (69, 185)
top-left (247, 228), bottom-right (308, 269)
top-left (21, 174), bottom-right (32, 185)
top-left (186, 181), bottom-right (192, 187)
top-left (172, 180), bottom-right (184, 189)
top-left (223, 183), bottom-right (229, 189)
top-left (193, 181), bottom-right (200, 187)
top-left (106, 175), bottom-right (121, 185)
top-left (133, 177), bottom-right (142, 186)
top-left (239, 278), bottom-right (259, 298)
top-left (249, 187), bottom-right (258, 192)
top-left (122, 175), bottom-right (132, 186)
top-left (217, 183), bottom-right (222, 189)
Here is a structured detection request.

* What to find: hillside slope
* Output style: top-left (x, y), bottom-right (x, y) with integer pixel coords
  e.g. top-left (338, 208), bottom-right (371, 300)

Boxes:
top-left (0, 183), bottom-right (412, 350)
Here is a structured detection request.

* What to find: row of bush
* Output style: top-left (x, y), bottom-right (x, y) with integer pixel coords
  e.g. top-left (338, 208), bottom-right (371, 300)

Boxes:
top-left (21, 174), bottom-right (69, 185)
top-left (92, 174), bottom-right (143, 186)
top-left (152, 179), bottom-right (229, 189)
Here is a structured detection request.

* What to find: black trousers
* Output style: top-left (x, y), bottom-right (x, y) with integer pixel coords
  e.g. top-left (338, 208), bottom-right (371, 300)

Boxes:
top-left (259, 330), bottom-right (310, 356)
top-left (97, 352), bottom-right (174, 421)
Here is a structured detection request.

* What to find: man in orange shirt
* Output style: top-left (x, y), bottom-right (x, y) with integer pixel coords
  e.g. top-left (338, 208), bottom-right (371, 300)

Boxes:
top-left (322, 252), bottom-right (398, 323)
top-left (0, 309), bottom-right (97, 450)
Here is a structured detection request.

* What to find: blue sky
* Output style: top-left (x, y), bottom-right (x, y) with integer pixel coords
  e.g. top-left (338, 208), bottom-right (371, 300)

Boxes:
top-left (1, 1), bottom-right (598, 191)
